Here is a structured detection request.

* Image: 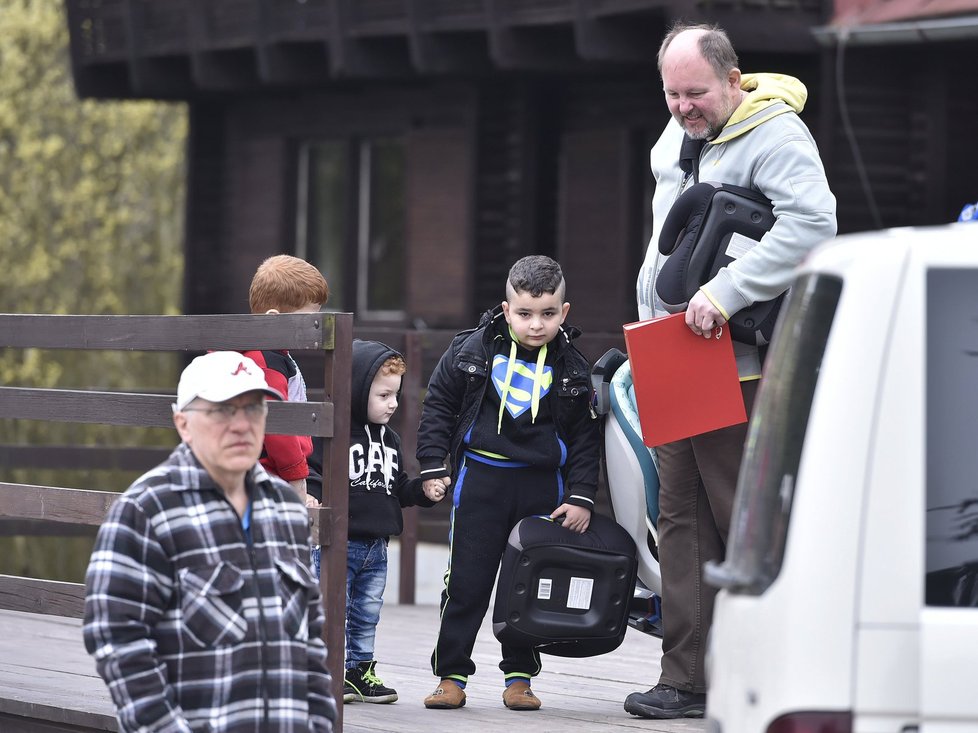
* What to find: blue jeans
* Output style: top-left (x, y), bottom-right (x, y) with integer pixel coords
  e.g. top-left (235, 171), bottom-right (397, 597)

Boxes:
top-left (310, 545), bottom-right (321, 579)
top-left (346, 538), bottom-right (388, 668)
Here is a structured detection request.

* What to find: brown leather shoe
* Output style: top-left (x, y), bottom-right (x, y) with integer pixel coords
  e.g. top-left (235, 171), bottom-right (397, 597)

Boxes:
top-left (424, 680), bottom-right (466, 709)
top-left (502, 680), bottom-right (541, 710)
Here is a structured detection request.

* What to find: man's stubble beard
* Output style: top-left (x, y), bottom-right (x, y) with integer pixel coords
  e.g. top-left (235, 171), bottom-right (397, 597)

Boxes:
top-left (679, 94), bottom-right (740, 141)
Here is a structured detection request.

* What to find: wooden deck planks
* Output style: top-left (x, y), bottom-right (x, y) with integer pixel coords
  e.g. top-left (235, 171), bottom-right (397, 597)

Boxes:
top-left (0, 604), bottom-right (705, 733)
top-left (0, 611), bottom-right (117, 731)
top-left (345, 603), bottom-right (706, 733)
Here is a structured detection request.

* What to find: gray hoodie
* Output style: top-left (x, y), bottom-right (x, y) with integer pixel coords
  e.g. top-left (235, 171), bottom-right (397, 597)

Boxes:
top-left (637, 73), bottom-right (838, 378)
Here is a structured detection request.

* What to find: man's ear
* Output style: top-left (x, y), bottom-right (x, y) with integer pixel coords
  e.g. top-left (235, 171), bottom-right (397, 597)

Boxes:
top-left (727, 67), bottom-right (741, 90)
top-left (560, 301), bottom-right (570, 324)
top-left (173, 412), bottom-right (192, 444)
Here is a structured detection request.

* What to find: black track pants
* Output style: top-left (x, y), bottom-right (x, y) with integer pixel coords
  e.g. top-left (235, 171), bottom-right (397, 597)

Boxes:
top-left (430, 453), bottom-right (563, 682)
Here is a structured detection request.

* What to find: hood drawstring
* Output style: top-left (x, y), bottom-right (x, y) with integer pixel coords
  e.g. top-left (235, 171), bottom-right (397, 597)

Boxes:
top-left (361, 423), bottom-right (394, 493)
top-left (363, 424), bottom-right (372, 490)
top-left (378, 424), bottom-right (390, 490)
top-left (496, 327), bottom-right (548, 434)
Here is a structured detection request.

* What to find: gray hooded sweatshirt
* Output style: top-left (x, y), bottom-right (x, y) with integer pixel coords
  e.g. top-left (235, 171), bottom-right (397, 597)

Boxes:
top-left (636, 73), bottom-right (838, 378)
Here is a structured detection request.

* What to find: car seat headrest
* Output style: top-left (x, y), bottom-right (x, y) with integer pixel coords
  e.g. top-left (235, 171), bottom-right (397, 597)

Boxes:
top-left (655, 182), bottom-right (784, 346)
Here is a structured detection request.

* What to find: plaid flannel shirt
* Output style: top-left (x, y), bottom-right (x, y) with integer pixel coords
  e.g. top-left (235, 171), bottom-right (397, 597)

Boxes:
top-left (83, 443), bottom-right (336, 733)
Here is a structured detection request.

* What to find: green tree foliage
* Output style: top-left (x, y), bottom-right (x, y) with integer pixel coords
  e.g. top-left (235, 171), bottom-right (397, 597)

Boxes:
top-left (0, 1), bottom-right (188, 581)
top-left (0, 0), bottom-right (186, 389)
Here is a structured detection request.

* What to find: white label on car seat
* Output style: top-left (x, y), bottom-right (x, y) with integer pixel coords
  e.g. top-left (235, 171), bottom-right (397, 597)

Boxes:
top-left (537, 578), bottom-right (553, 600)
top-left (725, 231), bottom-right (761, 259)
top-left (567, 577), bottom-right (594, 610)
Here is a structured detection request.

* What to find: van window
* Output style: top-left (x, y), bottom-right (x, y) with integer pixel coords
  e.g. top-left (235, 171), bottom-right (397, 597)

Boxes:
top-left (924, 268), bottom-right (978, 607)
top-left (705, 273), bottom-right (843, 595)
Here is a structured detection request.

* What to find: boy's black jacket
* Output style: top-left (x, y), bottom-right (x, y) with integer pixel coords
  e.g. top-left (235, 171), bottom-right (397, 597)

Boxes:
top-left (416, 306), bottom-right (600, 509)
top-left (347, 339), bottom-right (433, 540)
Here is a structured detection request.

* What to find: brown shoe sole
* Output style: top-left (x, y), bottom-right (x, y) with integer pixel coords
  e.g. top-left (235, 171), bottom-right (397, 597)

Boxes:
top-left (503, 689), bottom-right (541, 711)
top-left (424, 699), bottom-right (466, 709)
top-left (424, 686), bottom-right (466, 709)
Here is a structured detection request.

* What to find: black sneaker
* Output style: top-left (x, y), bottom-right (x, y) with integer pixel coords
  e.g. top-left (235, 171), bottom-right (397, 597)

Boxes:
top-left (624, 683), bottom-right (706, 719)
top-left (344, 661), bottom-right (398, 704)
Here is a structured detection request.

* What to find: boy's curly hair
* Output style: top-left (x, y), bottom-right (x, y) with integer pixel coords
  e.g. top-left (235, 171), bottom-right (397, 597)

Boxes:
top-left (249, 255), bottom-right (329, 314)
top-left (379, 355), bottom-right (406, 377)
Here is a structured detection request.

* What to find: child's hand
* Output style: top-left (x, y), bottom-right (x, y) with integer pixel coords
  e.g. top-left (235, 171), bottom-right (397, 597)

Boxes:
top-left (551, 503), bottom-right (591, 534)
top-left (423, 478), bottom-right (450, 502)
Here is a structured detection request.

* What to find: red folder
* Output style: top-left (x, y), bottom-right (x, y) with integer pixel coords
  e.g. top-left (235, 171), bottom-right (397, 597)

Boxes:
top-left (623, 313), bottom-right (747, 447)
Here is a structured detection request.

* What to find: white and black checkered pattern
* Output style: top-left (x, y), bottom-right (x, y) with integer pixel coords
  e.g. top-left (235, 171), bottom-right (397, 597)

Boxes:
top-left (83, 443), bottom-right (336, 732)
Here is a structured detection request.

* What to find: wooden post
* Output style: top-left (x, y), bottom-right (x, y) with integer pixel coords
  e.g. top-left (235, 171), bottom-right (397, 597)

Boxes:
top-left (320, 313), bottom-right (352, 729)
top-left (397, 330), bottom-right (422, 605)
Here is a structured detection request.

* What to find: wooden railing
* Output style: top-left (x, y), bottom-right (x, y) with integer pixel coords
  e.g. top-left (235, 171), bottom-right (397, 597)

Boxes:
top-left (0, 312), bottom-right (352, 729)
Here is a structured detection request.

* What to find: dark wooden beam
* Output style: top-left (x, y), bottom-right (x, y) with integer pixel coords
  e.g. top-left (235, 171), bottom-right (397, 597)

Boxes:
top-left (64, 0), bottom-right (832, 96)
top-left (256, 42), bottom-right (332, 86)
top-left (255, 0), bottom-right (332, 85)
top-left (65, 61), bottom-right (134, 100)
top-left (0, 576), bottom-right (86, 618)
top-left (64, 0), bottom-right (134, 99)
top-left (0, 485), bottom-right (118, 528)
top-left (573, 0), bottom-right (662, 63)
top-left (262, 0), bottom-right (333, 44)
top-left (128, 57), bottom-right (195, 99)
top-left (0, 388), bottom-right (333, 437)
top-left (406, 0), bottom-right (493, 74)
top-left (408, 31), bottom-right (493, 75)
top-left (0, 313), bottom-right (331, 352)
top-left (187, 3), bottom-right (261, 91)
top-left (125, 0), bottom-right (191, 97)
top-left (189, 48), bottom-right (261, 91)
top-left (588, 0), bottom-right (677, 16)
top-left (320, 313), bottom-right (352, 727)
top-left (700, 9), bottom-right (822, 53)
top-left (183, 102), bottom-right (227, 316)
top-left (486, 0), bottom-right (580, 70)
top-left (325, 0), bottom-right (413, 78)
top-left (326, 0), bottom-right (349, 75)
top-left (396, 331), bottom-right (423, 604)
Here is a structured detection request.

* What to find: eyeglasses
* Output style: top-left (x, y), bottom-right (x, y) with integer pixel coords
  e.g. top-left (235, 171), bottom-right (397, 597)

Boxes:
top-left (182, 402), bottom-right (268, 423)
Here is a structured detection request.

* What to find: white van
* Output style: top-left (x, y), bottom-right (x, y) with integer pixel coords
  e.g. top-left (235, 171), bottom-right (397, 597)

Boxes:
top-left (704, 223), bottom-right (978, 733)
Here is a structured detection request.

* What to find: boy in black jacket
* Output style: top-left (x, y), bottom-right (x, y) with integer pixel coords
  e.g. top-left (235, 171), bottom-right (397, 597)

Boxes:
top-left (343, 339), bottom-right (440, 705)
top-left (417, 255), bottom-right (600, 711)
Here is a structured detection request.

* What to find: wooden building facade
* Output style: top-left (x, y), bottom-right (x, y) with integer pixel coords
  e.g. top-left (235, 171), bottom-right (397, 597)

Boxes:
top-left (62, 1), bottom-right (977, 545)
top-left (65, 0), bottom-right (838, 343)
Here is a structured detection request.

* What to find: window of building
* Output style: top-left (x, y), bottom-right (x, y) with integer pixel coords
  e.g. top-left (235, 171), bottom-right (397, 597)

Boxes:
top-left (296, 137), bottom-right (405, 320)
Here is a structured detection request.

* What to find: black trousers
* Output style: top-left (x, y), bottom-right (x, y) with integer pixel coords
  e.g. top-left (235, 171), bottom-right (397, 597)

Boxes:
top-left (431, 453), bottom-right (563, 682)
